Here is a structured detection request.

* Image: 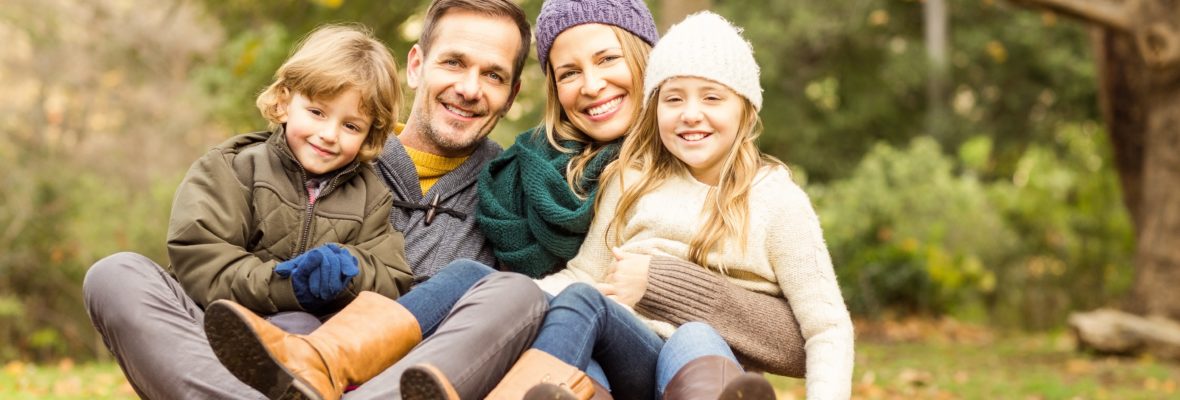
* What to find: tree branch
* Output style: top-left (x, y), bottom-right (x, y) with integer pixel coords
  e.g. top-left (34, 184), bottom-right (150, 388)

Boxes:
top-left (1009, 0), bottom-right (1136, 31)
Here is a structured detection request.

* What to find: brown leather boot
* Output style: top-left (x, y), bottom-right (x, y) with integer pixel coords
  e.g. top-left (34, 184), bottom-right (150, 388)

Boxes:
top-left (663, 355), bottom-right (775, 400)
top-left (205, 292), bottom-right (422, 400)
top-left (486, 349), bottom-right (594, 400)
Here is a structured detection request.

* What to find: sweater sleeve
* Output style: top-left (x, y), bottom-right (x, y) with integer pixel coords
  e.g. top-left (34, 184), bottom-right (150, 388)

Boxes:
top-left (635, 255), bottom-right (807, 377)
top-left (768, 176), bottom-right (854, 399)
top-left (167, 150), bottom-right (300, 313)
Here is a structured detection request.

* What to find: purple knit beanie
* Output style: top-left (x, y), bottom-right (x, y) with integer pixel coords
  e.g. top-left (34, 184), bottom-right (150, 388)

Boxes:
top-left (535, 0), bottom-right (659, 73)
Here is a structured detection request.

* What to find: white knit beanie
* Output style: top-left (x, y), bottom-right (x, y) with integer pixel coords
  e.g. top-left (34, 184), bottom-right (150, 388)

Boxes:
top-left (643, 11), bottom-right (762, 110)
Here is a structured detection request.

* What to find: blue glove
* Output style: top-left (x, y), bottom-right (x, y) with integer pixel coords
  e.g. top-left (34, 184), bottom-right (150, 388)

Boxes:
top-left (275, 244), bottom-right (359, 309)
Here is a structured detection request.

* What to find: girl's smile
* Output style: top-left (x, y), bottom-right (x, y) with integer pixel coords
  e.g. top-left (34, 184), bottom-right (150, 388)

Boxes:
top-left (657, 77), bottom-right (744, 185)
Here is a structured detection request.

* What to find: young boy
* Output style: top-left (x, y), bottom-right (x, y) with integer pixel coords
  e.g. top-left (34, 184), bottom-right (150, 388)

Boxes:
top-left (87, 18), bottom-right (547, 399)
top-left (166, 24), bottom-right (412, 316)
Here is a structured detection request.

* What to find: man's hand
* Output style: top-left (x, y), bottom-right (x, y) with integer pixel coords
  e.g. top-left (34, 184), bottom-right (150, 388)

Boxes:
top-left (599, 247), bottom-right (652, 308)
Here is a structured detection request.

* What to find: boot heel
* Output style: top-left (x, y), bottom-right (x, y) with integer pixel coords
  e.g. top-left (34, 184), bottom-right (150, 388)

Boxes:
top-left (719, 372), bottom-right (776, 400)
top-left (205, 300), bottom-right (319, 400)
top-left (401, 364), bottom-right (460, 400)
top-left (524, 383), bottom-right (581, 400)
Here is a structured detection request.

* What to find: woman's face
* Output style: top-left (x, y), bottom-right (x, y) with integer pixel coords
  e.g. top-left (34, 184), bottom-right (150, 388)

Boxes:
top-left (549, 24), bottom-right (635, 143)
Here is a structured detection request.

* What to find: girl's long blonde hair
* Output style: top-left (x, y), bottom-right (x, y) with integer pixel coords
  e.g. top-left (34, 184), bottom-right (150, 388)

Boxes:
top-left (601, 83), bottom-right (784, 268)
top-left (541, 26), bottom-right (652, 198)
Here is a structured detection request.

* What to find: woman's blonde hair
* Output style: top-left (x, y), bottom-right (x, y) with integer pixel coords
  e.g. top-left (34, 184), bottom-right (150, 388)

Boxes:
top-left (601, 83), bottom-right (784, 268)
top-left (541, 26), bottom-right (652, 198)
top-left (256, 24), bottom-right (401, 163)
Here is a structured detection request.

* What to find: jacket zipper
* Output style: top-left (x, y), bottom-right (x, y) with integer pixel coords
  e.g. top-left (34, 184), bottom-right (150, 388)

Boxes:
top-left (295, 162), bottom-right (357, 254)
top-left (297, 169), bottom-right (316, 254)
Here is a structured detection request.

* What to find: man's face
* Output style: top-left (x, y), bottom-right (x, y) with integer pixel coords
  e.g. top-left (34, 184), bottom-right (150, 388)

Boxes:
top-left (402, 10), bottom-right (522, 157)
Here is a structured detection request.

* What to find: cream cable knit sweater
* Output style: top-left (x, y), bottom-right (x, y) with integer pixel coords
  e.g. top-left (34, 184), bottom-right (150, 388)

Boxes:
top-left (536, 166), bottom-right (854, 399)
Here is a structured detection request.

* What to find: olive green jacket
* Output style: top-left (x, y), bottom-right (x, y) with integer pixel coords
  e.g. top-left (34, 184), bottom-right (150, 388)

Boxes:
top-left (166, 128), bottom-right (412, 314)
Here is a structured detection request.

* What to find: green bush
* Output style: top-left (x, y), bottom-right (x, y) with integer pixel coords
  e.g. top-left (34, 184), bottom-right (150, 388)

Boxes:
top-left (813, 137), bottom-right (1009, 318)
top-left (0, 156), bottom-right (177, 361)
top-left (812, 126), bottom-right (1133, 327)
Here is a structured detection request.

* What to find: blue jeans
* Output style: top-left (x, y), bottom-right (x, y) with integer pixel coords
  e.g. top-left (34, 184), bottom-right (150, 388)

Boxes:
top-left (531, 284), bottom-right (664, 400)
top-left (655, 322), bottom-right (741, 396)
top-left (396, 259), bottom-right (494, 337)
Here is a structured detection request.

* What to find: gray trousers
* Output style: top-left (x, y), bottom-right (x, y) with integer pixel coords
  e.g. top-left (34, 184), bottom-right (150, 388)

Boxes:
top-left (84, 252), bottom-right (547, 399)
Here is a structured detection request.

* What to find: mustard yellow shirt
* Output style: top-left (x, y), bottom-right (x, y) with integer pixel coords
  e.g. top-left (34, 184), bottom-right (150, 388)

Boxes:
top-left (395, 125), bottom-right (469, 194)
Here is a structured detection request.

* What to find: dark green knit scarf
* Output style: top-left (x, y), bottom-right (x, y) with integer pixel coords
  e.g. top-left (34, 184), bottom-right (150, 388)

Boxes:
top-left (476, 128), bottom-right (621, 278)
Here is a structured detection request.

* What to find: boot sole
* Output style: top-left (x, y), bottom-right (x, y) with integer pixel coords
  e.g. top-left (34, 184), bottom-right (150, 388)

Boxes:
top-left (401, 365), bottom-right (459, 400)
top-left (719, 372), bottom-right (777, 400)
top-left (523, 383), bottom-right (581, 400)
top-left (205, 301), bottom-right (320, 400)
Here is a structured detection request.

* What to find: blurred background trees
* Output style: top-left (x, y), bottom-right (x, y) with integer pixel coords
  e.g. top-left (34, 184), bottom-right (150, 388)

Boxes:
top-left (0, 0), bottom-right (1138, 361)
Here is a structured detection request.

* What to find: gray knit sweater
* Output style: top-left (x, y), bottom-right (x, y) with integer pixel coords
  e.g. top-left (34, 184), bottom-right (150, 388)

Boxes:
top-left (374, 136), bottom-right (501, 278)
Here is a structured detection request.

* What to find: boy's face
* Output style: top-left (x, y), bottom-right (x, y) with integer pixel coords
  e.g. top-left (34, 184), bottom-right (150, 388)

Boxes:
top-left (401, 10), bottom-right (522, 157)
top-left (281, 89), bottom-right (372, 175)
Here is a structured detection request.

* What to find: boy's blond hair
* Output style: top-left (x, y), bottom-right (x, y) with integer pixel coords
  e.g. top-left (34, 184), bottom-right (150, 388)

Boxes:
top-left (257, 24), bottom-right (401, 163)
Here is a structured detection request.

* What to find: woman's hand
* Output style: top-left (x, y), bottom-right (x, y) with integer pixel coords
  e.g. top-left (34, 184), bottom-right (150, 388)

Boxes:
top-left (598, 247), bottom-right (652, 308)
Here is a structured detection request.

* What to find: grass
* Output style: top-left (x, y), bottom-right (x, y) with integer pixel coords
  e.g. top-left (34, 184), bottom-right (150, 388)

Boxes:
top-left (769, 318), bottom-right (1180, 399)
top-left (0, 360), bottom-right (134, 399)
top-left (2, 319), bottom-right (1178, 399)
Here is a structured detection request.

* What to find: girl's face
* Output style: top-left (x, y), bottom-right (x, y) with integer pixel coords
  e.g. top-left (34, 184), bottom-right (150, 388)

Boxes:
top-left (282, 89), bottom-right (372, 175)
top-left (656, 77), bottom-right (744, 186)
top-left (550, 24), bottom-right (635, 143)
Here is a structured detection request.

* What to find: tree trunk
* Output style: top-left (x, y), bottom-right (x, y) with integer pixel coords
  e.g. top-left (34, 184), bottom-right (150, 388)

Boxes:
top-left (1093, 29), bottom-right (1147, 228)
top-left (925, 0), bottom-right (950, 138)
top-left (1128, 67), bottom-right (1180, 319)
top-left (1009, 0), bottom-right (1180, 318)
top-left (658, 0), bottom-right (711, 33)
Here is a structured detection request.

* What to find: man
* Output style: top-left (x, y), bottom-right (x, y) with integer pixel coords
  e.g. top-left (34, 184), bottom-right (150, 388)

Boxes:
top-left (82, 1), bottom-right (538, 398)
top-left (374, 0), bottom-right (529, 277)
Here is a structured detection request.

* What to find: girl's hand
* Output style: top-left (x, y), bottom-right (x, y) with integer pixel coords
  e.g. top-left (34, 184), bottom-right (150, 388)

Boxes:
top-left (603, 247), bottom-right (652, 307)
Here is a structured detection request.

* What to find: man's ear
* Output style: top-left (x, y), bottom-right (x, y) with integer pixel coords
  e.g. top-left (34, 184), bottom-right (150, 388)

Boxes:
top-left (406, 44), bottom-right (424, 90)
top-left (502, 79), bottom-right (521, 116)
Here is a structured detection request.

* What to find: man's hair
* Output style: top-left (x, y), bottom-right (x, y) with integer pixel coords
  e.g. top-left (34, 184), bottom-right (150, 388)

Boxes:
top-left (418, 0), bottom-right (531, 84)
top-left (256, 23), bottom-right (401, 163)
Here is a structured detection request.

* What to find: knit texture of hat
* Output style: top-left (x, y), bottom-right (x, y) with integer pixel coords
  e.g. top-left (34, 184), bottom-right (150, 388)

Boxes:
top-left (535, 0), bottom-right (658, 72)
top-left (643, 11), bottom-right (763, 110)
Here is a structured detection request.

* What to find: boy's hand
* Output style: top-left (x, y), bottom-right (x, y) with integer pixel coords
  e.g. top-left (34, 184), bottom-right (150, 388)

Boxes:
top-left (275, 244), bottom-right (359, 309)
top-left (602, 247), bottom-right (651, 308)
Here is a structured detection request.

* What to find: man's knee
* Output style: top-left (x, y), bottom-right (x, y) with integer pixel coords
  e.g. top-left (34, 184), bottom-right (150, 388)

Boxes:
top-left (470, 272), bottom-right (547, 317)
top-left (83, 252), bottom-right (170, 323)
top-left (84, 253), bottom-right (157, 299)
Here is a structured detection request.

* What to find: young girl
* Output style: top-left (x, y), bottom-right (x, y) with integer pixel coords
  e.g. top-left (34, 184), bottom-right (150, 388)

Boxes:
top-left (492, 11), bottom-right (854, 399)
